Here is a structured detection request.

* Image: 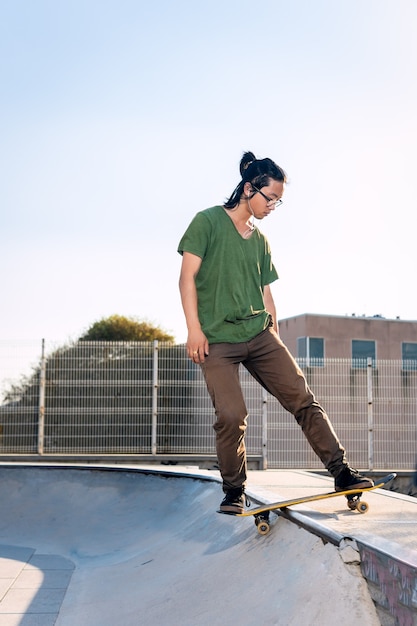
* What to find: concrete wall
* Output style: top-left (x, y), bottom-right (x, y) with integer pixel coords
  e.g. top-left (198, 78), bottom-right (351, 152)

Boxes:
top-left (279, 314), bottom-right (417, 359)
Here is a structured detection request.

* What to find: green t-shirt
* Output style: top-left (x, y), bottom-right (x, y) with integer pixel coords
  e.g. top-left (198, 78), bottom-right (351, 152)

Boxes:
top-left (178, 205), bottom-right (278, 344)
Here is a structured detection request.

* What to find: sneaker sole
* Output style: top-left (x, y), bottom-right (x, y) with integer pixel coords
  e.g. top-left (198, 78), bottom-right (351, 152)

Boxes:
top-left (218, 504), bottom-right (244, 515)
top-left (335, 480), bottom-right (374, 492)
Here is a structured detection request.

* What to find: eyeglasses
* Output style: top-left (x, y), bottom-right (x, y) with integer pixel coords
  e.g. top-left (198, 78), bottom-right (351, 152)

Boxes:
top-left (252, 185), bottom-right (283, 209)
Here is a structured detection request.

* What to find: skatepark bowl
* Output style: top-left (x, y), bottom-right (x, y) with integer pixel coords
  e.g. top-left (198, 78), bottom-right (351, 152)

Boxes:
top-left (0, 464), bottom-right (403, 625)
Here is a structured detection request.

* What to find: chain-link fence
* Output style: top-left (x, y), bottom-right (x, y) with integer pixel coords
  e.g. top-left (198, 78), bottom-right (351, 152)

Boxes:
top-left (0, 340), bottom-right (416, 470)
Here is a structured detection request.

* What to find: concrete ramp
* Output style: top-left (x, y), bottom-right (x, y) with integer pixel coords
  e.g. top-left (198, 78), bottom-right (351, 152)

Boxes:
top-left (0, 466), bottom-right (379, 625)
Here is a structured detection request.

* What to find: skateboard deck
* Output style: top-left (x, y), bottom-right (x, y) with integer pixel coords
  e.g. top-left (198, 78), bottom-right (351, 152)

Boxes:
top-left (237, 472), bottom-right (396, 535)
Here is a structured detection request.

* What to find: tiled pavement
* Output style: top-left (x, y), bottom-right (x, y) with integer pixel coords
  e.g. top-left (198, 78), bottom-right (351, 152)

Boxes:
top-left (0, 546), bottom-right (74, 626)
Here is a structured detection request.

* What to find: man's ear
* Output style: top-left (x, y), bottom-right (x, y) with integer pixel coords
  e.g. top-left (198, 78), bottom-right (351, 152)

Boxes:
top-left (243, 182), bottom-right (252, 197)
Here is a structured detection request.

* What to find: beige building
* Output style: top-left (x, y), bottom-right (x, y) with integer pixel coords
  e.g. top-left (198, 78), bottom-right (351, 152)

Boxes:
top-left (279, 313), bottom-right (417, 362)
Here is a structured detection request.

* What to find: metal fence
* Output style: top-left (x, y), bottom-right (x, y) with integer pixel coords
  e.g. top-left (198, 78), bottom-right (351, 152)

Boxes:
top-left (0, 340), bottom-right (416, 470)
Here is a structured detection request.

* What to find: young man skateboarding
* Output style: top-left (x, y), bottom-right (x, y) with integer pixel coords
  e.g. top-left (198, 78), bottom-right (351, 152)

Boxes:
top-left (178, 151), bottom-right (373, 514)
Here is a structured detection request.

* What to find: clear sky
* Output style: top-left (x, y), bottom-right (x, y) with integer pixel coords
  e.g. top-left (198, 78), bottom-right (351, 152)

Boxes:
top-left (1, 0), bottom-right (417, 345)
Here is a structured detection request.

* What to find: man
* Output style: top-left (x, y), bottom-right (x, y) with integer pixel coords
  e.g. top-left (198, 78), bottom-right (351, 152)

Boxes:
top-left (178, 151), bottom-right (373, 514)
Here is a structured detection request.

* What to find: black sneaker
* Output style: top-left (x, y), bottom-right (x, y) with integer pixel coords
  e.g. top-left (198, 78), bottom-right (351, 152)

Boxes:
top-left (335, 466), bottom-right (374, 492)
top-left (219, 487), bottom-right (248, 515)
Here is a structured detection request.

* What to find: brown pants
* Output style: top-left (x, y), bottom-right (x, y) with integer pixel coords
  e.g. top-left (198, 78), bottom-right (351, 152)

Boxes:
top-left (201, 326), bottom-right (347, 491)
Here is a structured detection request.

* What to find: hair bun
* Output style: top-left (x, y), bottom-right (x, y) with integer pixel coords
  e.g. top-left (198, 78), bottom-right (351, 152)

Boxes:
top-left (240, 151), bottom-right (256, 177)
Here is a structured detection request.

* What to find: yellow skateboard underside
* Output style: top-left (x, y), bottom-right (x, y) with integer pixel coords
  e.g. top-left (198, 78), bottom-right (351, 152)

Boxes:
top-left (237, 472), bottom-right (396, 518)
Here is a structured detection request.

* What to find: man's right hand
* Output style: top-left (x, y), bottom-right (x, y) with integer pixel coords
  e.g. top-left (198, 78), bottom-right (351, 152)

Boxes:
top-left (187, 328), bottom-right (209, 364)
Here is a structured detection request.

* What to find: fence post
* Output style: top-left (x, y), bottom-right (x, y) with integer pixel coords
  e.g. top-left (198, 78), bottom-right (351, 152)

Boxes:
top-left (151, 340), bottom-right (159, 456)
top-left (261, 388), bottom-right (268, 470)
top-left (367, 357), bottom-right (374, 471)
top-left (37, 339), bottom-right (46, 455)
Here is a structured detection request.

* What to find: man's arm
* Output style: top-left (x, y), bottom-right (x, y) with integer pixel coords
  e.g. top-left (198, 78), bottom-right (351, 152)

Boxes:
top-left (263, 284), bottom-right (279, 334)
top-left (179, 251), bottom-right (209, 362)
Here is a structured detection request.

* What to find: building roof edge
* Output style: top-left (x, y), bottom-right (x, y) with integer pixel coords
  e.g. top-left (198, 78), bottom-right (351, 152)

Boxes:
top-left (279, 313), bottom-right (417, 323)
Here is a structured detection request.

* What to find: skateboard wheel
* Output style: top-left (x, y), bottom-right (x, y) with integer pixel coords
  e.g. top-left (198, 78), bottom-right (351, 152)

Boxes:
top-left (257, 521), bottom-right (270, 535)
top-left (356, 501), bottom-right (369, 514)
top-left (254, 512), bottom-right (270, 526)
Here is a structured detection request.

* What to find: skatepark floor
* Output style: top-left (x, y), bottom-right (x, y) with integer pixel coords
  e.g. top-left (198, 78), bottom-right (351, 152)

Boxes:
top-left (0, 463), bottom-right (415, 626)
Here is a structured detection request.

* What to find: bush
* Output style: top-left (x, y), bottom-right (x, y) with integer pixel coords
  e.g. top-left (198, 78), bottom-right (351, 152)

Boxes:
top-left (79, 315), bottom-right (175, 343)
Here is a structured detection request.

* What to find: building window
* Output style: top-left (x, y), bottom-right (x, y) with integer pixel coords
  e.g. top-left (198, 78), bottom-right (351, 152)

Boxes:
top-left (297, 337), bottom-right (324, 366)
top-left (352, 340), bottom-right (376, 368)
top-left (402, 342), bottom-right (417, 371)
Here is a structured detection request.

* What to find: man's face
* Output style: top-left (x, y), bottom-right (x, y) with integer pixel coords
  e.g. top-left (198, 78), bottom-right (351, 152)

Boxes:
top-left (245, 180), bottom-right (285, 219)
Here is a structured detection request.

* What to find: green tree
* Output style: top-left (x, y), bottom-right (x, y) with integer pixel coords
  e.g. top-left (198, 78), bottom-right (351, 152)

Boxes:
top-left (79, 315), bottom-right (175, 342)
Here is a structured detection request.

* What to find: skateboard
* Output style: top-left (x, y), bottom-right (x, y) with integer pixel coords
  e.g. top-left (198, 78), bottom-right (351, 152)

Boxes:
top-left (238, 473), bottom-right (396, 535)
